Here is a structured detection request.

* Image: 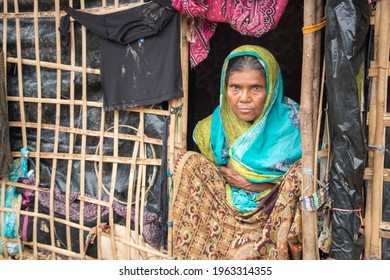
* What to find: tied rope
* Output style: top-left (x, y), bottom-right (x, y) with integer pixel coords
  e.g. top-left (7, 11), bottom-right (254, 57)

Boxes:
top-left (331, 206), bottom-right (365, 235)
top-left (302, 17), bottom-right (326, 34)
top-left (367, 145), bottom-right (386, 154)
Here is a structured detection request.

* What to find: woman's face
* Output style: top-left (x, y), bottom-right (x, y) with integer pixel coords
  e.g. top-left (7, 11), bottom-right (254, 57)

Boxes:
top-left (226, 69), bottom-right (266, 122)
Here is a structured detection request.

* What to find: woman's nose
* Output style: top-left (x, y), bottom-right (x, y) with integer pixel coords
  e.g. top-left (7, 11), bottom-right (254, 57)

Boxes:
top-left (240, 90), bottom-right (251, 102)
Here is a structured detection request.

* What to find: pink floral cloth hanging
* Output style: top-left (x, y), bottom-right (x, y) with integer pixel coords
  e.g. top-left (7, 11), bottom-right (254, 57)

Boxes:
top-left (172, 0), bottom-right (289, 67)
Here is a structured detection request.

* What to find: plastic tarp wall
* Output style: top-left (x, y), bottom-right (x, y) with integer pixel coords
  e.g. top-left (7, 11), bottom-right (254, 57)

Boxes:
top-left (325, 0), bottom-right (369, 259)
top-left (1, 0), bottom-right (171, 255)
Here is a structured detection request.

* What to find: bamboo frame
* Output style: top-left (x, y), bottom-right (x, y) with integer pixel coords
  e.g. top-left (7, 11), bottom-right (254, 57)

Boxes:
top-left (364, 4), bottom-right (381, 260)
top-left (0, 0), bottom-right (187, 260)
top-left (368, 0), bottom-right (390, 259)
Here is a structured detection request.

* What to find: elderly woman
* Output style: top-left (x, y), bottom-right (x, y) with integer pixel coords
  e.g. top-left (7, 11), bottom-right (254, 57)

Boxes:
top-left (170, 45), bottom-right (302, 260)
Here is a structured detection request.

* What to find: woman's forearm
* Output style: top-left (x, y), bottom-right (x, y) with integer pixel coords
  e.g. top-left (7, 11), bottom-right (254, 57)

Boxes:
top-left (241, 181), bottom-right (275, 192)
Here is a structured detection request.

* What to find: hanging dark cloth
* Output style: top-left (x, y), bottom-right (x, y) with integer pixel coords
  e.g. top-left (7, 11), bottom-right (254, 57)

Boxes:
top-left (0, 50), bottom-right (13, 179)
top-left (325, 0), bottom-right (369, 259)
top-left (61, 1), bottom-right (183, 111)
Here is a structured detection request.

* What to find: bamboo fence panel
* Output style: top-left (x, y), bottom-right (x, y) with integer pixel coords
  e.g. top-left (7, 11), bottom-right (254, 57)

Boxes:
top-left (365, 0), bottom-right (390, 259)
top-left (0, 0), bottom-right (187, 260)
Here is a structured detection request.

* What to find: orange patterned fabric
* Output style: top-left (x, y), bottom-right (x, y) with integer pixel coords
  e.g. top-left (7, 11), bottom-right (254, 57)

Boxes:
top-left (171, 151), bottom-right (302, 260)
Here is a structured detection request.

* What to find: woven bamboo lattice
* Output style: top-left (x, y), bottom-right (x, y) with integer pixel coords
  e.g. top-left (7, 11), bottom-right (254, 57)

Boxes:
top-left (0, 0), bottom-right (188, 260)
top-left (364, 1), bottom-right (390, 260)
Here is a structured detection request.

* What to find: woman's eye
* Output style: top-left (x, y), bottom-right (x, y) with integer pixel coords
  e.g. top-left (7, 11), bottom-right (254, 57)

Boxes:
top-left (252, 85), bottom-right (261, 91)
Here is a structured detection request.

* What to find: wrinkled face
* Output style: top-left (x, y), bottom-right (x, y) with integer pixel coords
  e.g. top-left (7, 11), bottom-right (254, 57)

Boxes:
top-left (226, 69), bottom-right (267, 122)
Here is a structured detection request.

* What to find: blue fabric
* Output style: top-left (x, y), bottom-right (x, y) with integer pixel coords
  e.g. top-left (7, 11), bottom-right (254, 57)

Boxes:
top-left (0, 148), bottom-right (29, 238)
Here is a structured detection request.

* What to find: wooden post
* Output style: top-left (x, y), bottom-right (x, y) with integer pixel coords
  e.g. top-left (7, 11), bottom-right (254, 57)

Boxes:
top-left (364, 4), bottom-right (380, 259)
top-left (167, 14), bottom-right (189, 259)
top-left (369, 0), bottom-right (390, 259)
top-left (300, 0), bottom-right (319, 259)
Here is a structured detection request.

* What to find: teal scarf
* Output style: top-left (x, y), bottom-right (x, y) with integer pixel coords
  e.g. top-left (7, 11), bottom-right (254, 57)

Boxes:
top-left (194, 45), bottom-right (301, 211)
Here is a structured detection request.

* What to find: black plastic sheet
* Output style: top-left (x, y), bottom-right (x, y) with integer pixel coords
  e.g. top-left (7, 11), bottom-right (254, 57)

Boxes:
top-left (0, 50), bottom-right (13, 178)
top-left (325, 0), bottom-right (369, 259)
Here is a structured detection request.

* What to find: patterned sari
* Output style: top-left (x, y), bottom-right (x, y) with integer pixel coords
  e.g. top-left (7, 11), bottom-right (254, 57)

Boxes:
top-left (171, 152), bottom-right (302, 259)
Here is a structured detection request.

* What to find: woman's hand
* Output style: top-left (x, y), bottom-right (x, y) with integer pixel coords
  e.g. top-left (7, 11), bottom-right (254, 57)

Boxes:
top-left (219, 161), bottom-right (274, 192)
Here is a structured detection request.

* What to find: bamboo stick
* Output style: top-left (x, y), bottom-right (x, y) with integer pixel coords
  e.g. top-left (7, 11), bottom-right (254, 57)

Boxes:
top-left (14, 0), bottom-right (27, 148)
top-left (108, 111), bottom-right (119, 260)
top-left (364, 4), bottom-right (381, 259)
top-left (2, 0), bottom-right (8, 90)
top-left (179, 14), bottom-right (189, 151)
top-left (1, 3), bottom-right (143, 19)
top-left (311, 0), bottom-right (323, 152)
top-left (134, 112), bottom-right (146, 259)
top-left (6, 57), bottom-right (100, 74)
top-left (364, 168), bottom-right (390, 182)
top-left (64, 0), bottom-right (76, 259)
top-left (101, 231), bottom-right (168, 259)
top-left (166, 14), bottom-right (188, 259)
top-left (7, 95), bottom-right (172, 116)
top-left (126, 133), bottom-right (140, 259)
top-left (32, 0), bottom-right (43, 259)
top-left (312, 0), bottom-right (326, 194)
top-left (133, 152), bottom-right (143, 260)
top-left (313, 57), bottom-right (326, 190)
top-left (96, 108), bottom-right (105, 260)
top-left (0, 207), bottom-right (93, 231)
top-left (0, 5), bottom-right (7, 243)
top-left (45, 1), bottom-right (65, 259)
top-left (8, 121), bottom-right (164, 146)
top-left (11, 150), bottom-right (162, 165)
top-left (78, 0), bottom-right (88, 258)
top-left (0, 177), bottom-right (5, 247)
top-left (300, 0), bottom-right (319, 260)
top-left (369, 0), bottom-right (390, 259)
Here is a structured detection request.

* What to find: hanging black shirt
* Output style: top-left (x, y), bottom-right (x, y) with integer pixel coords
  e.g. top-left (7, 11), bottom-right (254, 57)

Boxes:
top-left (63, 1), bottom-right (183, 111)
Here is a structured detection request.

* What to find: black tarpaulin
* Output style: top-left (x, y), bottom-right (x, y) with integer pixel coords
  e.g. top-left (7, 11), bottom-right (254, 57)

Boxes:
top-left (2, 0), bottom-right (170, 247)
top-left (0, 50), bottom-right (13, 178)
top-left (325, 0), bottom-right (369, 259)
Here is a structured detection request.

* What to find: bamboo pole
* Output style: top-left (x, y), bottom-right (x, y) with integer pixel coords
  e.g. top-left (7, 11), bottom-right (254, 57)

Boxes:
top-left (77, 0), bottom-right (88, 258)
top-left (364, 5), bottom-right (381, 260)
top-left (96, 109), bottom-right (105, 260)
top-left (32, 0), bottom-right (43, 259)
top-left (64, 0), bottom-right (76, 259)
top-left (369, 0), bottom-right (390, 259)
top-left (167, 14), bottom-right (189, 258)
top-left (0, 0), bottom-right (7, 243)
top-left (126, 139), bottom-right (140, 259)
top-left (312, 0), bottom-right (324, 199)
top-left (13, 0), bottom-right (27, 146)
top-left (134, 112), bottom-right (146, 259)
top-left (311, 0), bottom-right (323, 147)
top-left (300, 0), bottom-right (319, 259)
top-left (45, 0), bottom-right (64, 260)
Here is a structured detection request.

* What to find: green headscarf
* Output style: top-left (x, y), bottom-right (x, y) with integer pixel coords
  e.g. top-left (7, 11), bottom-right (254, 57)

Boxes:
top-left (194, 45), bottom-right (301, 185)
